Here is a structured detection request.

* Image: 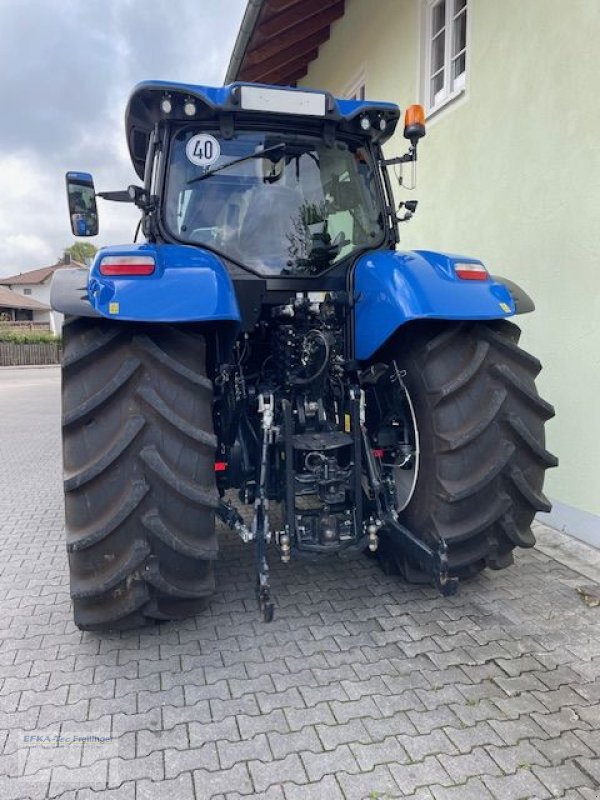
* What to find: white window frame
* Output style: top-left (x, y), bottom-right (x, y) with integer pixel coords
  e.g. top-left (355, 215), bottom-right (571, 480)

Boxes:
top-left (343, 69), bottom-right (366, 101)
top-left (422, 0), bottom-right (468, 116)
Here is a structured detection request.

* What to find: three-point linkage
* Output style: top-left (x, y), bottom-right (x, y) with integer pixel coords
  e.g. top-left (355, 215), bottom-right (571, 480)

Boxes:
top-left (254, 394), bottom-right (276, 622)
top-left (215, 393), bottom-right (277, 622)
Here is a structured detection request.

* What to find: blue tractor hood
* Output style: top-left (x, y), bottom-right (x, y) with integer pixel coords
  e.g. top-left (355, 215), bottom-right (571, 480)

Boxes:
top-left (125, 80), bottom-right (400, 179)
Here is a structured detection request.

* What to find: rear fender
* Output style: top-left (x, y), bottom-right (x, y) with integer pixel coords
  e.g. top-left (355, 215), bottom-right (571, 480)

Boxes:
top-left (52, 243), bottom-right (241, 324)
top-left (354, 249), bottom-right (528, 360)
top-left (51, 267), bottom-right (100, 318)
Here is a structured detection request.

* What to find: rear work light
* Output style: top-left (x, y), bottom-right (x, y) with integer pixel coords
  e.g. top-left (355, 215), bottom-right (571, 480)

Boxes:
top-left (99, 255), bottom-right (156, 276)
top-left (454, 262), bottom-right (489, 281)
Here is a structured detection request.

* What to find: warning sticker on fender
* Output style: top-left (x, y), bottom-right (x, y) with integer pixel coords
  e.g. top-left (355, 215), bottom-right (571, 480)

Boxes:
top-left (186, 134), bottom-right (220, 167)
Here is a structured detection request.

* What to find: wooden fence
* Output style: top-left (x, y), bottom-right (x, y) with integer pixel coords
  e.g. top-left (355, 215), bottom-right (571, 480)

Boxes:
top-left (0, 342), bottom-right (62, 366)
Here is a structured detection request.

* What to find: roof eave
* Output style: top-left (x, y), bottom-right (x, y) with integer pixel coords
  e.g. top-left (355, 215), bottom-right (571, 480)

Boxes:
top-left (0, 288), bottom-right (51, 311)
top-left (225, 0), bottom-right (265, 84)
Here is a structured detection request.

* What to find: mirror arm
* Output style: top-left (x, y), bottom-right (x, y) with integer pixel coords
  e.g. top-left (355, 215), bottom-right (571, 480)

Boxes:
top-left (382, 143), bottom-right (418, 167)
top-left (96, 185), bottom-right (153, 211)
top-left (96, 190), bottom-right (133, 203)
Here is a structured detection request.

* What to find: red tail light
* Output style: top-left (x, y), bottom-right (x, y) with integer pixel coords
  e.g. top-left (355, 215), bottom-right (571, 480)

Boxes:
top-left (454, 262), bottom-right (488, 281)
top-left (214, 461), bottom-right (228, 472)
top-left (99, 255), bottom-right (155, 276)
top-left (372, 449), bottom-right (385, 459)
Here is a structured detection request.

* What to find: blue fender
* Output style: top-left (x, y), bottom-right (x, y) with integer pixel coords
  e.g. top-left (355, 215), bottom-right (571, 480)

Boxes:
top-left (353, 249), bottom-right (518, 360)
top-left (87, 243), bottom-right (241, 324)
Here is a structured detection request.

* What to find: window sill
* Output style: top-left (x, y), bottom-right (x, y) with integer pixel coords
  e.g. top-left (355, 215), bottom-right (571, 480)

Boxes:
top-left (426, 86), bottom-right (466, 121)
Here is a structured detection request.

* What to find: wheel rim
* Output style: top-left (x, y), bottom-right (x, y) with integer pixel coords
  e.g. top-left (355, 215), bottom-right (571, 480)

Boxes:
top-left (373, 372), bottom-right (420, 513)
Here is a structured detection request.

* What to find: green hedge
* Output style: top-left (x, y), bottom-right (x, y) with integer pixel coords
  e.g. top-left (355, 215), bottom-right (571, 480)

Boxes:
top-left (0, 331), bottom-right (62, 345)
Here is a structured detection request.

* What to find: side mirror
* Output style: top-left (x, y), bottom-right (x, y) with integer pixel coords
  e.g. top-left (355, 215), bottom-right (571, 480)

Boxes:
top-left (66, 172), bottom-right (99, 237)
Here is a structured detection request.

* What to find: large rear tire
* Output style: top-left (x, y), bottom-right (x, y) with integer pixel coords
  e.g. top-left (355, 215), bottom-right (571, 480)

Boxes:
top-left (371, 320), bottom-right (557, 579)
top-left (61, 317), bottom-right (218, 630)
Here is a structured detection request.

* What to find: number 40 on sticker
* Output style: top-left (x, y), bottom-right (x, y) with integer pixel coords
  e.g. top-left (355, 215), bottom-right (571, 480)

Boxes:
top-left (186, 133), bottom-right (221, 167)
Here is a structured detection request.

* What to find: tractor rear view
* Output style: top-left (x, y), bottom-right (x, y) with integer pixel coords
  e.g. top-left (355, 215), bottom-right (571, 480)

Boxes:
top-left (52, 82), bottom-right (557, 630)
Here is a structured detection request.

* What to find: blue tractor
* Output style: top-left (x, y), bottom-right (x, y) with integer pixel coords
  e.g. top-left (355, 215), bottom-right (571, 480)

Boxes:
top-left (52, 81), bottom-right (557, 630)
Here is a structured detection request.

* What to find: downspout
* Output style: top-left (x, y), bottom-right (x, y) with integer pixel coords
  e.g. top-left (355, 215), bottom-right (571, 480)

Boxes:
top-left (224, 0), bottom-right (265, 83)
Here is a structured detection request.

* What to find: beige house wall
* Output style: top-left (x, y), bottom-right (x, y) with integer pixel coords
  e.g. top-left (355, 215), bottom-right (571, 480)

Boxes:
top-left (301, 0), bottom-right (600, 531)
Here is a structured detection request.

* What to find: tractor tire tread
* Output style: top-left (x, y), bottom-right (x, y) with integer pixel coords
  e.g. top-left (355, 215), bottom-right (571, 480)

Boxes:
top-left (64, 416), bottom-right (146, 491)
top-left (62, 319), bottom-right (217, 631)
top-left (139, 445), bottom-right (219, 508)
top-left (136, 384), bottom-right (218, 447)
top-left (376, 320), bottom-right (556, 579)
top-left (67, 480), bottom-right (149, 552)
top-left (69, 540), bottom-right (151, 599)
top-left (63, 357), bottom-right (141, 426)
top-left (427, 339), bottom-right (489, 403)
top-left (133, 334), bottom-right (213, 389)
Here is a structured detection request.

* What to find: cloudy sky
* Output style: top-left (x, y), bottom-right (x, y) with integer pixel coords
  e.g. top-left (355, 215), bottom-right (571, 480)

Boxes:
top-left (0, 0), bottom-right (246, 276)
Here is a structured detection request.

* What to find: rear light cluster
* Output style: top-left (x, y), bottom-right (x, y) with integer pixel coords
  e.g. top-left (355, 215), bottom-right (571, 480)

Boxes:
top-left (454, 262), bottom-right (489, 281)
top-left (99, 255), bottom-right (156, 276)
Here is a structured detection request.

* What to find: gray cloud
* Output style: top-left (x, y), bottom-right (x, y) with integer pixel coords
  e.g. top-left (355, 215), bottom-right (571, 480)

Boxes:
top-left (0, 0), bottom-right (245, 273)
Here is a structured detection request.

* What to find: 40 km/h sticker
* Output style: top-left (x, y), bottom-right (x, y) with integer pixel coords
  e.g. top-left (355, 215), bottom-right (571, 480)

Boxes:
top-left (186, 133), bottom-right (221, 167)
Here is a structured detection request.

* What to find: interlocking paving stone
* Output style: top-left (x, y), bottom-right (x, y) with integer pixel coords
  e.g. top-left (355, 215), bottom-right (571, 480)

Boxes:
top-left (284, 701), bottom-right (336, 731)
top-left (235, 709), bottom-right (288, 740)
top-left (78, 783), bottom-right (136, 800)
top-left (574, 756), bottom-right (600, 785)
top-left (164, 742), bottom-right (219, 777)
top-left (532, 762), bottom-right (595, 795)
top-left (397, 729), bottom-right (458, 762)
top-left (2, 367), bottom-right (600, 799)
top-left (193, 762), bottom-right (253, 797)
top-left (315, 718), bottom-right (371, 751)
top-left (267, 726), bottom-right (321, 759)
top-left (482, 768), bottom-right (552, 800)
top-left (224, 789), bottom-right (280, 800)
top-left (437, 747), bottom-right (503, 782)
top-left (217, 733), bottom-right (272, 769)
top-left (349, 735), bottom-right (409, 771)
top-left (137, 773), bottom-right (195, 800)
top-left (431, 776), bottom-right (495, 800)
top-left (389, 755), bottom-right (453, 795)
top-left (248, 753), bottom-right (307, 792)
top-left (336, 764), bottom-right (400, 800)
top-left (282, 773), bottom-right (345, 800)
top-left (301, 743), bottom-right (360, 781)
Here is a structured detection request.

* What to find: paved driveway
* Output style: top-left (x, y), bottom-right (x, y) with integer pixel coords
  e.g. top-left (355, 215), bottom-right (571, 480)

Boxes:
top-left (1, 366), bottom-right (599, 800)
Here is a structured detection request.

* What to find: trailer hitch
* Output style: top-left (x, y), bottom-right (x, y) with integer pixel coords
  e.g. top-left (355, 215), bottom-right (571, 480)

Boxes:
top-left (216, 501), bottom-right (275, 619)
top-left (382, 516), bottom-right (458, 596)
top-left (361, 426), bottom-right (458, 596)
top-left (216, 499), bottom-right (253, 543)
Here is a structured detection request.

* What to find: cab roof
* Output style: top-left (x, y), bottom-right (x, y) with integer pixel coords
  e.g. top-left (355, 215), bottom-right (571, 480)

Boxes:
top-left (125, 80), bottom-right (400, 179)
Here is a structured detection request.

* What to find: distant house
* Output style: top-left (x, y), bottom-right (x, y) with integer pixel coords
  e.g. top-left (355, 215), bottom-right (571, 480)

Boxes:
top-left (0, 285), bottom-right (54, 328)
top-left (0, 255), bottom-right (85, 334)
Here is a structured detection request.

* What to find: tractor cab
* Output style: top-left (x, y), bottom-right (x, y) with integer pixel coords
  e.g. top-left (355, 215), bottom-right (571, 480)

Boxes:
top-left (124, 81), bottom-right (406, 277)
top-left (163, 130), bottom-right (383, 275)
